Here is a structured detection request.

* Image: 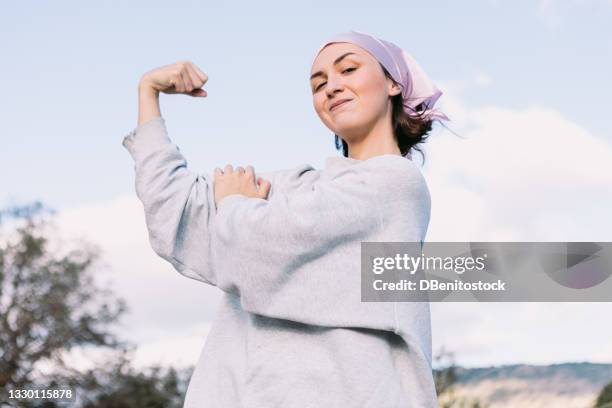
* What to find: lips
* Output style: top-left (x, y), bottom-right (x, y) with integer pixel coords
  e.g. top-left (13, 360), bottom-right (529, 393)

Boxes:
top-left (329, 98), bottom-right (352, 111)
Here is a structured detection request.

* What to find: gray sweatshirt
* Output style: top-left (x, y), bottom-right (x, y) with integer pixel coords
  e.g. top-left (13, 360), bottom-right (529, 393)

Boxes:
top-left (122, 116), bottom-right (438, 408)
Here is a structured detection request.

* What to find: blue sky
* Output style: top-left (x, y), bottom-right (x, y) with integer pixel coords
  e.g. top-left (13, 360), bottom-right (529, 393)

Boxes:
top-left (1, 0), bottom-right (611, 208)
top-left (2, 0), bottom-right (612, 369)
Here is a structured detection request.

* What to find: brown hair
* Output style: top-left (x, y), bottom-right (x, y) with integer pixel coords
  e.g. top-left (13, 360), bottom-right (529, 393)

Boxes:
top-left (334, 65), bottom-right (435, 163)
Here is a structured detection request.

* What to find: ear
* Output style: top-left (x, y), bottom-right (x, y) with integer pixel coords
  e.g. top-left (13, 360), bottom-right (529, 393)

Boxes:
top-left (388, 80), bottom-right (402, 97)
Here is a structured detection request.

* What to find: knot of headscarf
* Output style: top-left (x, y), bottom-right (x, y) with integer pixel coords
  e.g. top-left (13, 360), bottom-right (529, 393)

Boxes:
top-left (314, 30), bottom-right (450, 128)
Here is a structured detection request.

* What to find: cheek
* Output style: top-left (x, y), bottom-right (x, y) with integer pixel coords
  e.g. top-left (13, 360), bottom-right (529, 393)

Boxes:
top-left (356, 77), bottom-right (387, 110)
top-left (313, 95), bottom-right (329, 119)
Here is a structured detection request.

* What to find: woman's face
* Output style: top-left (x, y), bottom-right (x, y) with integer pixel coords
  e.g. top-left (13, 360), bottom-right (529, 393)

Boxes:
top-left (310, 42), bottom-right (400, 141)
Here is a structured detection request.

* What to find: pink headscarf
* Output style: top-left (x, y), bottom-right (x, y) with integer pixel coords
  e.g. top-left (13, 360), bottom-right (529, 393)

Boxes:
top-left (314, 30), bottom-right (450, 126)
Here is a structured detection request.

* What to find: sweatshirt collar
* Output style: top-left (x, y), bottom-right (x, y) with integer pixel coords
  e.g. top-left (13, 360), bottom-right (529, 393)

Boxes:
top-left (325, 154), bottom-right (409, 174)
top-left (324, 156), bottom-right (361, 176)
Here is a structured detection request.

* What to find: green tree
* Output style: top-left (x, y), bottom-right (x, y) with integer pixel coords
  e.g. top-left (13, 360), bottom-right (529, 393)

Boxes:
top-left (72, 347), bottom-right (190, 408)
top-left (433, 347), bottom-right (457, 396)
top-left (0, 202), bottom-right (127, 394)
top-left (0, 202), bottom-right (195, 408)
top-left (433, 347), bottom-right (488, 408)
top-left (595, 381), bottom-right (612, 408)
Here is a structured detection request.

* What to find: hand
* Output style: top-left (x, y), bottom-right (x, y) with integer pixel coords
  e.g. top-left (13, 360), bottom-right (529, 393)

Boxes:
top-left (139, 60), bottom-right (208, 97)
top-left (214, 165), bottom-right (271, 208)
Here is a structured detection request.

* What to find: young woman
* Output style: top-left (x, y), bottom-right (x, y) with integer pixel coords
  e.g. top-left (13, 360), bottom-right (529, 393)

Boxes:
top-left (123, 30), bottom-right (450, 408)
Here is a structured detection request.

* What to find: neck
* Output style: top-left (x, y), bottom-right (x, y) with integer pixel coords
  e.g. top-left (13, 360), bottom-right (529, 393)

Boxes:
top-left (345, 113), bottom-right (401, 160)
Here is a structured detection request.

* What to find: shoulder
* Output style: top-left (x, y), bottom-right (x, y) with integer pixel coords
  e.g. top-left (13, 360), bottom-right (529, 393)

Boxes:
top-left (259, 163), bottom-right (319, 196)
top-left (359, 155), bottom-right (428, 193)
top-left (257, 163), bottom-right (316, 183)
top-left (363, 156), bottom-right (432, 239)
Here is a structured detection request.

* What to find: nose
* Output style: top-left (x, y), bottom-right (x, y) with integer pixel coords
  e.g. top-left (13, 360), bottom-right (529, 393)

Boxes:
top-left (325, 74), bottom-right (344, 98)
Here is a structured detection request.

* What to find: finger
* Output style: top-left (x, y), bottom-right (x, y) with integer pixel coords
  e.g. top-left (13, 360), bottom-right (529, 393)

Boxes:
top-left (173, 71), bottom-right (185, 93)
top-left (185, 64), bottom-right (204, 89)
top-left (189, 62), bottom-right (208, 84)
top-left (257, 179), bottom-right (271, 199)
top-left (235, 166), bottom-right (245, 174)
top-left (180, 69), bottom-right (194, 92)
top-left (186, 66), bottom-right (206, 97)
top-left (189, 89), bottom-right (208, 96)
top-left (189, 88), bottom-right (207, 97)
top-left (224, 164), bottom-right (234, 174)
top-left (214, 167), bottom-right (223, 179)
top-left (245, 165), bottom-right (255, 182)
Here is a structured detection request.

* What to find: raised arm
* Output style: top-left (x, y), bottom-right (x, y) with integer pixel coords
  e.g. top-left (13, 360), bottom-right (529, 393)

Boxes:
top-left (124, 62), bottom-right (279, 285)
top-left (123, 114), bottom-right (216, 284)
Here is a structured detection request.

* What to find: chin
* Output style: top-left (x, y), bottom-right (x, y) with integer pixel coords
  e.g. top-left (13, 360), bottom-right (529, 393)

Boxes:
top-left (332, 119), bottom-right (368, 138)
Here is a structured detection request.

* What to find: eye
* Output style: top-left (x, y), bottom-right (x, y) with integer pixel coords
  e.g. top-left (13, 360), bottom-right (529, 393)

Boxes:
top-left (313, 68), bottom-right (356, 92)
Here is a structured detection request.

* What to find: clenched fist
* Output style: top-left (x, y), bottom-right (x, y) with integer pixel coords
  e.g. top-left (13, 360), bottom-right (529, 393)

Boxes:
top-left (140, 60), bottom-right (208, 97)
top-left (214, 165), bottom-right (271, 208)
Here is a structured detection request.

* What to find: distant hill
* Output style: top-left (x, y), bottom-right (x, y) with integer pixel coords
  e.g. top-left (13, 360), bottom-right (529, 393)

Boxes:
top-left (438, 362), bottom-right (612, 408)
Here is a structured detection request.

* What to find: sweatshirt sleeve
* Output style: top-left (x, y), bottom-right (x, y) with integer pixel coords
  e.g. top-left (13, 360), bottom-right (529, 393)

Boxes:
top-left (211, 161), bottom-right (428, 332)
top-left (121, 116), bottom-right (284, 286)
top-left (122, 116), bottom-right (218, 285)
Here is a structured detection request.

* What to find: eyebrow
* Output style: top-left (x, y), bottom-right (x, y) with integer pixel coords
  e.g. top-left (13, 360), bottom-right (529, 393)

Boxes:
top-left (310, 52), bottom-right (358, 81)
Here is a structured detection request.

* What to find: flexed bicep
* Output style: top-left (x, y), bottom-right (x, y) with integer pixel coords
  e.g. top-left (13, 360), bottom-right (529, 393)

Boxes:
top-left (123, 117), bottom-right (218, 284)
top-left (123, 116), bottom-right (286, 285)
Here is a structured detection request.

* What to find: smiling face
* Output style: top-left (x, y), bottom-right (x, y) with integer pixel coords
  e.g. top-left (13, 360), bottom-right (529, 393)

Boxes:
top-left (310, 42), bottom-right (401, 144)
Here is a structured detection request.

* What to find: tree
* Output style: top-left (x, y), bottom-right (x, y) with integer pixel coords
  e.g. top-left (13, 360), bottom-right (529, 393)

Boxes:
top-left (82, 350), bottom-right (192, 408)
top-left (433, 347), bottom-right (458, 396)
top-left (64, 347), bottom-right (191, 408)
top-left (595, 381), bottom-right (612, 408)
top-left (434, 347), bottom-right (488, 408)
top-left (0, 345), bottom-right (192, 408)
top-left (0, 202), bottom-right (128, 391)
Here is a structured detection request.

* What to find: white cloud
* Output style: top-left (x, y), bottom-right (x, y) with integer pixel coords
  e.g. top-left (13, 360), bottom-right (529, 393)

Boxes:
top-left (46, 195), bottom-right (223, 369)
top-left (128, 323), bottom-right (211, 369)
top-left (425, 81), bottom-right (612, 242)
top-left (36, 323), bottom-right (211, 376)
top-left (426, 78), bottom-right (612, 366)
top-left (432, 302), bottom-right (612, 367)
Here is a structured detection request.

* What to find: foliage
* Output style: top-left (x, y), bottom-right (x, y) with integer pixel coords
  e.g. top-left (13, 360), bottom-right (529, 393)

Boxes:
top-left (72, 347), bottom-right (191, 408)
top-left (0, 202), bottom-right (126, 405)
top-left (596, 381), bottom-right (612, 407)
top-left (434, 347), bottom-right (488, 408)
top-left (434, 347), bottom-right (458, 396)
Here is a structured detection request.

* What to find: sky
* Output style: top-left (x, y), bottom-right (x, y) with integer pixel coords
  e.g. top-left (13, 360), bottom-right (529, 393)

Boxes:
top-left (1, 0), bottom-right (611, 370)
